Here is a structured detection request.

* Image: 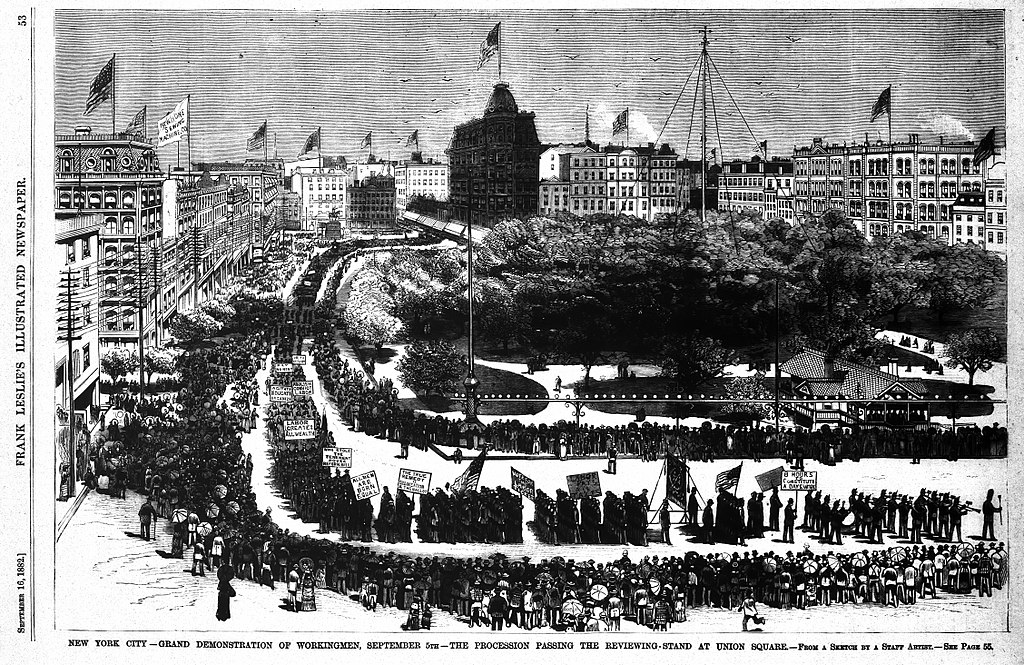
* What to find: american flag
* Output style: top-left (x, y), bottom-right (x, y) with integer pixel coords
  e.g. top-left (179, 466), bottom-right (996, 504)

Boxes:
top-left (478, 23), bottom-right (500, 70)
top-left (870, 85), bottom-right (891, 122)
top-left (715, 463), bottom-right (742, 492)
top-left (299, 127), bottom-right (321, 157)
top-left (451, 447), bottom-right (487, 494)
top-left (247, 121), bottom-right (267, 152)
top-left (405, 129), bottom-right (419, 147)
top-left (612, 108), bottom-right (629, 136)
top-left (360, 131), bottom-right (372, 149)
top-left (84, 56), bottom-right (115, 116)
top-left (123, 106), bottom-right (146, 136)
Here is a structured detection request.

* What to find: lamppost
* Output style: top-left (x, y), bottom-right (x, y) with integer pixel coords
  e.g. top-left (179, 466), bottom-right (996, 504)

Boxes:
top-left (463, 209), bottom-right (481, 428)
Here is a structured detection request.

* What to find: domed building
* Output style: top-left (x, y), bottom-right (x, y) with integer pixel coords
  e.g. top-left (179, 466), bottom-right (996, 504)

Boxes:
top-left (446, 82), bottom-right (541, 228)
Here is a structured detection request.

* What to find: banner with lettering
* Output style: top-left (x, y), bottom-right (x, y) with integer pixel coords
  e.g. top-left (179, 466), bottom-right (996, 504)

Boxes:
top-left (291, 380), bottom-right (314, 397)
top-left (322, 448), bottom-right (352, 468)
top-left (397, 468), bottom-right (432, 495)
top-left (284, 419), bottom-right (316, 440)
top-left (157, 96), bottom-right (189, 147)
top-left (269, 385), bottom-right (293, 403)
top-left (566, 471), bottom-right (602, 499)
top-left (510, 467), bottom-right (536, 500)
top-left (291, 354), bottom-right (307, 365)
top-left (352, 470), bottom-right (381, 501)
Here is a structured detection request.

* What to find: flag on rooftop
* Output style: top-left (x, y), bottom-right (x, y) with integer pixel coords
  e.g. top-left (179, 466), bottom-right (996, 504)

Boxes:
top-left (247, 121), bottom-right (267, 152)
top-left (83, 55), bottom-right (115, 116)
top-left (973, 127), bottom-right (996, 166)
top-left (870, 85), bottom-right (891, 122)
top-left (478, 22), bottom-right (500, 70)
top-left (299, 127), bottom-right (321, 157)
top-left (612, 108), bottom-right (629, 136)
top-left (123, 106), bottom-right (146, 136)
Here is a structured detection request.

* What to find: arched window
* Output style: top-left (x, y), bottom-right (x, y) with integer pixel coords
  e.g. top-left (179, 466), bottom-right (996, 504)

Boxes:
top-left (104, 190), bottom-right (117, 207)
top-left (122, 191), bottom-right (134, 207)
top-left (104, 275), bottom-right (117, 296)
top-left (928, 204), bottom-right (936, 221)
top-left (58, 190), bottom-right (72, 208)
top-left (59, 149), bottom-right (74, 173)
top-left (88, 192), bottom-right (101, 208)
top-left (121, 216), bottom-right (135, 235)
top-left (101, 148), bottom-right (116, 172)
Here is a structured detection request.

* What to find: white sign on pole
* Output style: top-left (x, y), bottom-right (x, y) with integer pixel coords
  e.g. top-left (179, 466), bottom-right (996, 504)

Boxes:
top-left (284, 419), bottom-right (316, 440)
top-left (322, 448), bottom-right (353, 468)
top-left (291, 354), bottom-right (307, 365)
top-left (397, 468), bottom-right (432, 495)
top-left (269, 385), bottom-right (293, 403)
top-left (273, 362), bottom-right (294, 375)
top-left (352, 470), bottom-right (381, 501)
top-left (781, 470), bottom-right (818, 492)
top-left (292, 380), bottom-right (314, 397)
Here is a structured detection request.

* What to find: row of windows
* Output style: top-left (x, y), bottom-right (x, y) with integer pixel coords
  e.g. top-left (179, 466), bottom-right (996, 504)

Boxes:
top-left (797, 156), bottom-right (983, 177)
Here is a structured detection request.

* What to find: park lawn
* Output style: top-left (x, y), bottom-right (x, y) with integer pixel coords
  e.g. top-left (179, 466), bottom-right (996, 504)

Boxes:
top-left (873, 278), bottom-right (1007, 361)
top-left (398, 363), bottom-right (550, 416)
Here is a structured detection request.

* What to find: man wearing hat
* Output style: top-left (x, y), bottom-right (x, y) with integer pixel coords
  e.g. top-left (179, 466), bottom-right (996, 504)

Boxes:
top-left (703, 499), bottom-right (715, 545)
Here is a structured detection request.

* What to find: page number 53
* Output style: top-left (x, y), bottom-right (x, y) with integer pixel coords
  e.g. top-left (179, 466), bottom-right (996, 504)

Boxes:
top-left (18, 15), bottom-right (27, 26)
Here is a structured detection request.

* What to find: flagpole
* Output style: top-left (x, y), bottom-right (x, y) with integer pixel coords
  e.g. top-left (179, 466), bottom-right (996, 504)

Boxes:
top-left (626, 107), bottom-right (630, 147)
top-left (111, 54), bottom-right (116, 135)
top-left (498, 22), bottom-right (502, 82)
top-left (888, 87), bottom-right (893, 232)
top-left (264, 120), bottom-right (268, 166)
top-left (186, 94), bottom-right (192, 175)
top-left (319, 127), bottom-right (323, 170)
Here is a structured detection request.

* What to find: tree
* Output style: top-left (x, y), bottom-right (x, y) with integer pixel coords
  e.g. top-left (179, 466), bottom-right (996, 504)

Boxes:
top-left (170, 309), bottom-right (222, 343)
top-left (659, 333), bottom-right (737, 392)
top-left (101, 347), bottom-right (139, 389)
top-left (927, 243), bottom-right (1005, 322)
top-left (397, 340), bottom-right (465, 395)
top-left (406, 193), bottom-right (448, 218)
top-left (550, 295), bottom-right (612, 391)
top-left (343, 293), bottom-right (403, 354)
top-left (144, 346), bottom-right (180, 382)
top-left (198, 299), bottom-right (236, 324)
top-left (866, 231), bottom-right (943, 325)
top-left (943, 328), bottom-right (1001, 385)
top-left (475, 279), bottom-right (529, 353)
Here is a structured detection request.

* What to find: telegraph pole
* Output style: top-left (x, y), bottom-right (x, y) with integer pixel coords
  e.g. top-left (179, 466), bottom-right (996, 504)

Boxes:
top-left (700, 26), bottom-right (710, 224)
top-left (58, 268), bottom-right (82, 498)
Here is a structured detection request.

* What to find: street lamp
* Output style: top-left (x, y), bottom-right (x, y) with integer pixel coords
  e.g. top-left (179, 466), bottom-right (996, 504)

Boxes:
top-left (463, 208), bottom-right (481, 428)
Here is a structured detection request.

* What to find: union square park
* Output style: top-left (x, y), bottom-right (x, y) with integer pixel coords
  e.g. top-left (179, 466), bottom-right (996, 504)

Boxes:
top-left (55, 207), bottom-right (1010, 635)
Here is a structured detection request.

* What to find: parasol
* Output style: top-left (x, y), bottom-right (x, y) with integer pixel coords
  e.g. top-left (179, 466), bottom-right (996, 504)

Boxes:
top-left (802, 560), bottom-right (819, 574)
top-left (197, 522), bottom-right (213, 537)
top-left (213, 485), bottom-right (228, 499)
top-left (171, 508), bottom-right (189, 524)
top-left (224, 501), bottom-right (240, 516)
top-left (562, 598), bottom-right (584, 617)
top-left (589, 584), bottom-right (609, 602)
top-left (826, 554), bottom-right (842, 572)
top-left (763, 557), bottom-right (778, 574)
top-left (958, 543), bottom-right (974, 560)
top-left (207, 504), bottom-right (220, 519)
top-left (851, 552), bottom-right (868, 568)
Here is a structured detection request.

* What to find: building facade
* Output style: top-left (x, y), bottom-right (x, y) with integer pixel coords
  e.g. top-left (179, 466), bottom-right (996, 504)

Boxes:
top-left (719, 156), bottom-right (795, 220)
top-left (55, 128), bottom-right (164, 350)
top-left (447, 82), bottom-right (542, 227)
top-left (55, 213), bottom-right (102, 417)
top-left (984, 161), bottom-right (1006, 255)
top-left (394, 157), bottom-right (449, 212)
top-left (292, 166), bottom-right (348, 231)
top-left (793, 136), bottom-right (992, 245)
top-left (346, 175), bottom-right (398, 233)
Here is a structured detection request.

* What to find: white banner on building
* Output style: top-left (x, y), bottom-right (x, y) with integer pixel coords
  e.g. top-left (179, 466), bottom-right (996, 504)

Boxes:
top-left (397, 468), bottom-right (432, 495)
top-left (284, 419), bottom-right (316, 440)
top-left (352, 470), bottom-right (381, 501)
top-left (157, 96), bottom-right (189, 147)
top-left (322, 448), bottom-right (352, 468)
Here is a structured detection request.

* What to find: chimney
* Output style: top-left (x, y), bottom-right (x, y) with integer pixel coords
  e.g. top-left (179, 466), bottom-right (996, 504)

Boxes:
top-left (763, 140), bottom-right (769, 157)
top-left (74, 126), bottom-right (92, 136)
top-left (823, 357), bottom-right (835, 379)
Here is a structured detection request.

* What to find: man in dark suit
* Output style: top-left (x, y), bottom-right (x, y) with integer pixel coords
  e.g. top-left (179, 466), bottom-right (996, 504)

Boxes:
top-left (703, 499), bottom-right (715, 544)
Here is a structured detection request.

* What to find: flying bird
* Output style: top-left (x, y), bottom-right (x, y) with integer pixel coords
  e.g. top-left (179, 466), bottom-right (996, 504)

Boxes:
top-left (433, 109), bottom-right (443, 113)
top-left (441, 76), bottom-right (453, 81)
top-left (649, 56), bottom-right (662, 61)
top-left (399, 78), bottom-right (412, 83)
top-left (613, 82), bottom-right (624, 88)
top-left (786, 36), bottom-right (802, 43)
top-left (566, 54), bottom-right (580, 60)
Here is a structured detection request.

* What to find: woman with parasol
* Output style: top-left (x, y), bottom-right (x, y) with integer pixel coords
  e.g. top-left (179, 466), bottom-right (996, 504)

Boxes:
top-left (216, 565), bottom-right (236, 622)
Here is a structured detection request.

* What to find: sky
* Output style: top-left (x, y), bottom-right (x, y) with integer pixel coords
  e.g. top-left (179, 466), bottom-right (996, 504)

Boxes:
top-left (54, 9), bottom-right (1005, 166)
